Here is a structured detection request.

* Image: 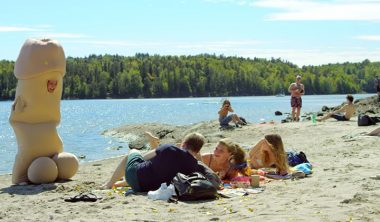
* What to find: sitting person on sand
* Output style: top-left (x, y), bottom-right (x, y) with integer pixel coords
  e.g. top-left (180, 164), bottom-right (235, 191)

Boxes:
top-left (218, 99), bottom-right (244, 127)
top-left (201, 138), bottom-right (249, 180)
top-left (103, 133), bottom-right (221, 191)
top-left (248, 134), bottom-right (289, 175)
top-left (317, 94), bottom-right (356, 122)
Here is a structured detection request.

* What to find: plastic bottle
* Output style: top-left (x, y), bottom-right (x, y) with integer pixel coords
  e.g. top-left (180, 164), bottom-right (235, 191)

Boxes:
top-left (311, 113), bottom-right (316, 124)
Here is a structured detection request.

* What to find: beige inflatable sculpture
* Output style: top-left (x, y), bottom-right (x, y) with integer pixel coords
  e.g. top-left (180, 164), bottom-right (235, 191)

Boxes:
top-left (10, 38), bottom-right (79, 184)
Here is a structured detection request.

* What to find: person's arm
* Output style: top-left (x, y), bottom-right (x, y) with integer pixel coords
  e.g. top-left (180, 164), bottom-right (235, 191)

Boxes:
top-left (218, 107), bottom-right (224, 115)
top-left (228, 107), bottom-right (234, 112)
top-left (288, 83), bottom-right (295, 93)
top-left (300, 84), bottom-right (305, 95)
top-left (143, 149), bottom-right (157, 160)
top-left (333, 104), bottom-right (347, 114)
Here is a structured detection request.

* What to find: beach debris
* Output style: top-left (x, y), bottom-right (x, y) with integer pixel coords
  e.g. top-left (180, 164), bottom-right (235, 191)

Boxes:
top-left (341, 193), bottom-right (368, 204)
top-left (321, 106), bottom-right (333, 112)
top-left (107, 145), bottom-right (123, 151)
top-left (156, 129), bottom-right (174, 139)
top-left (78, 155), bottom-right (86, 159)
top-left (64, 193), bottom-right (102, 202)
top-left (369, 175), bottom-right (380, 180)
top-left (275, 111), bottom-right (283, 116)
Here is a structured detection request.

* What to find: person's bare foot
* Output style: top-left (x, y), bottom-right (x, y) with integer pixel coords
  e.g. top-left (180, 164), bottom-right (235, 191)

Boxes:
top-left (145, 131), bottom-right (160, 149)
top-left (100, 182), bottom-right (113, 189)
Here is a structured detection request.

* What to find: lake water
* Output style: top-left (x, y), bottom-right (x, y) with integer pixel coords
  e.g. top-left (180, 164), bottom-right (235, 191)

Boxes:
top-left (0, 94), bottom-right (370, 175)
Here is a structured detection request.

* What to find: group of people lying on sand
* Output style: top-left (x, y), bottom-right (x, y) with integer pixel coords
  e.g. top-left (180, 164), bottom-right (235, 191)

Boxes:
top-left (103, 132), bottom-right (288, 192)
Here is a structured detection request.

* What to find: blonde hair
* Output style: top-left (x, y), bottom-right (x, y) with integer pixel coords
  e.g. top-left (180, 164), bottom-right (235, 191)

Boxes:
top-left (218, 138), bottom-right (235, 153)
top-left (264, 134), bottom-right (288, 173)
top-left (219, 139), bottom-right (249, 176)
top-left (183, 132), bottom-right (206, 153)
top-left (218, 139), bottom-right (246, 163)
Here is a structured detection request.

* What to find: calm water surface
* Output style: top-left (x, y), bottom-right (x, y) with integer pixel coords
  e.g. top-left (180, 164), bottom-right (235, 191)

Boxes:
top-left (0, 94), bottom-right (370, 174)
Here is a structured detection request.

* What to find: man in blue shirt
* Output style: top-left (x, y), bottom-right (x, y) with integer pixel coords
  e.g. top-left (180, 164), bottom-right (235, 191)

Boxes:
top-left (103, 132), bottom-right (220, 192)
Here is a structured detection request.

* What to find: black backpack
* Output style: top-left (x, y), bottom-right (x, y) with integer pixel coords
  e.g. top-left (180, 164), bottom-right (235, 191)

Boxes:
top-left (358, 114), bottom-right (376, 126)
top-left (171, 172), bottom-right (217, 202)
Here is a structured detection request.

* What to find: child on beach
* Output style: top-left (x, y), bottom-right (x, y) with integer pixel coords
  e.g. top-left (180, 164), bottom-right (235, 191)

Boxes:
top-left (218, 100), bottom-right (244, 127)
top-left (288, 75), bottom-right (305, 122)
top-left (317, 94), bottom-right (356, 122)
top-left (102, 133), bottom-right (220, 191)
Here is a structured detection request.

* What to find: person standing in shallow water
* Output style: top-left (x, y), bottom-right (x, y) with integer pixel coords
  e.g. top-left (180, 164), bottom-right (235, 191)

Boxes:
top-left (288, 75), bottom-right (305, 122)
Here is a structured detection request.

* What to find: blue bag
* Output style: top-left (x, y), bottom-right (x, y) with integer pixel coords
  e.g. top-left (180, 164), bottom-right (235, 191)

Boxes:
top-left (287, 151), bottom-right (309, 167)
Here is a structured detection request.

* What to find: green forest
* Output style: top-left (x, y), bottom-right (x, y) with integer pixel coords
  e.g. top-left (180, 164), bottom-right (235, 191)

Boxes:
top-left (1, 54), bottom-right (379, 100)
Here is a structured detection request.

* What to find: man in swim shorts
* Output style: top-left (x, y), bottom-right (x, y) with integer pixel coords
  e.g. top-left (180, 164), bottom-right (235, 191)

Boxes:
top-left (288, 75), bottom-right (305, 122)
top-left (317, 94), bottom-right (356, 122)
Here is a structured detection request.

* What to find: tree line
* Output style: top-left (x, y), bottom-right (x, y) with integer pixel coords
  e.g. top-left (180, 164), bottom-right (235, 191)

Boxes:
top-left (1, 54), bottom-right (379, 100)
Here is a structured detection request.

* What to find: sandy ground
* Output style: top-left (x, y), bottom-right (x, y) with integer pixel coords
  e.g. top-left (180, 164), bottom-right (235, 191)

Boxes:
top-left (1, 119), bottom-right (379, 222)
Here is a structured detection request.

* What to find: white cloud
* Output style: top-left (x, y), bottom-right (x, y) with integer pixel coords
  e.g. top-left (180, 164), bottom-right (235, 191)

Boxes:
top-left (234, 47), bottom-right (380, 66)
top-left (0, 26), bottom-right (38, 32)
top-left (63, 38), bottom-right (380, 66)
top-left (355, 35), bottom-right (380, 41)
top-left (67, 39), bottom-right (262, 48)
top-left (32, 32), bottom-right (90, 39)
top-left (206, 0), bottom-right (380, 21)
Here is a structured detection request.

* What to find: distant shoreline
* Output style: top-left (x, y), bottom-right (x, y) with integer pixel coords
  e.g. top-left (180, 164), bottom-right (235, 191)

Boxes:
top-left (0, 93), bottom-right (375, 102)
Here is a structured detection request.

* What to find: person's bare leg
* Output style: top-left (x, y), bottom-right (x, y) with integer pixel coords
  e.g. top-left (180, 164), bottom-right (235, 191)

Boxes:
top-left (145, 131), bottom-right (160, 149)
top-left (102, 154), bottom-right (129, 189)
top-left (232, 114), bottom-right (240, 123)
top-left (317, 113), bottom-right (332, 122)
top-left (296, 107), bottom-right (301, 121)
top-left (291, 107), bottom-right (296, 121)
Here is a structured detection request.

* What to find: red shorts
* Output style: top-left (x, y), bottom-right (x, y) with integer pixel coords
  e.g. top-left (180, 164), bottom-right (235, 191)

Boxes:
top-left (291, 97), bottom-right (302, 108)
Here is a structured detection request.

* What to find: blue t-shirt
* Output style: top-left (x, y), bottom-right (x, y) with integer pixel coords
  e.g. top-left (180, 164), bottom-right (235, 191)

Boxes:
top-left (136, 144), bottom-right (203, 192)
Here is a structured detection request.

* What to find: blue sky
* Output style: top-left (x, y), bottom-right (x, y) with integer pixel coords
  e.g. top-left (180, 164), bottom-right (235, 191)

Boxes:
top-left (1, 0), bottom-right (380, 66)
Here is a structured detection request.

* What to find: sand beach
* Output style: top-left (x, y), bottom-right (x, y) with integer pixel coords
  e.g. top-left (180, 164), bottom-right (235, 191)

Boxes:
top-left (1, 112), bottom-right (379, 221)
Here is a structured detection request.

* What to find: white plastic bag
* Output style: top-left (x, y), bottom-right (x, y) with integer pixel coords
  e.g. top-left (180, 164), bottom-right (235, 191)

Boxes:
top-left (147, 183), bottom-right (175, 201)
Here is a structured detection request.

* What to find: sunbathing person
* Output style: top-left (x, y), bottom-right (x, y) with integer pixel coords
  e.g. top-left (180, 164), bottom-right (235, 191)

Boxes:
top-left (218, 99), bottom-right (244, 127)
top-left (146, 133), bottom-right (248, 180)
top-left (248, 134), bottom-right (289, 175)
top-left (201, 139), bottom-right (248, 180)
top-left (103, 132), bottom-right (220, 191)
top-left (317, 94), bottom-right (356, 122)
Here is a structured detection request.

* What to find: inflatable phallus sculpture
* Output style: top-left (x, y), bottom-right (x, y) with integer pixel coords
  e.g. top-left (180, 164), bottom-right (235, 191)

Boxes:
top-left (10, 38), bottom-right (79, 184)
